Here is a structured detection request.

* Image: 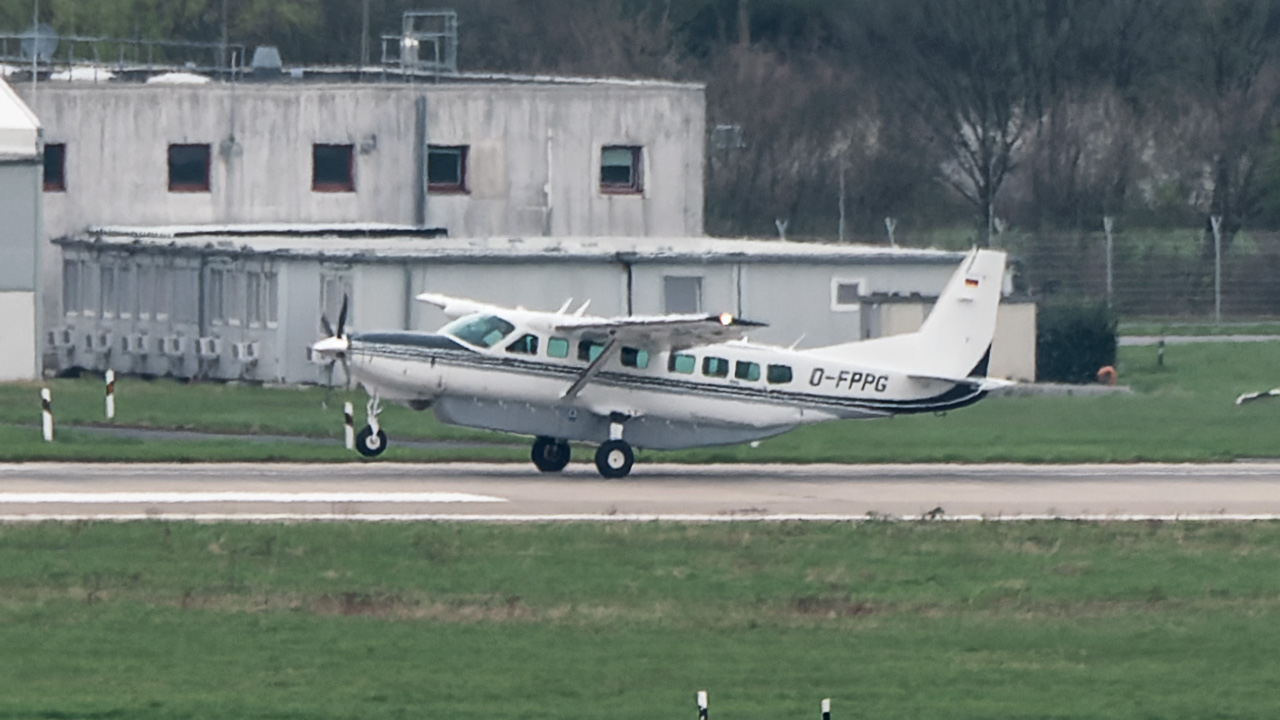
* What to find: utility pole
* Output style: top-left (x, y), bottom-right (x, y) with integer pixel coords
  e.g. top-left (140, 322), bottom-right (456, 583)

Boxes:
top-left (360, 0), bottom-right (370, 68)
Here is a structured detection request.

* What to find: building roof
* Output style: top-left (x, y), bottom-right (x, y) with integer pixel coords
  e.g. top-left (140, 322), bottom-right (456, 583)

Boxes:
top-left (0, 77), bottom-right (39, 158)
top-left (60, 225), bottom-right (963, 266)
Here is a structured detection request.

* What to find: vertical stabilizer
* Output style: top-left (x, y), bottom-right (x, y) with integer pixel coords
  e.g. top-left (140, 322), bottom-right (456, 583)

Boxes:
top-left (811, 249), bottom-right (1008, 378)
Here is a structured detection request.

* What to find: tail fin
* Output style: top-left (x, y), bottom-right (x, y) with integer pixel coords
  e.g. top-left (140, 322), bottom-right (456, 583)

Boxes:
top-left (811, 248), bottom-right (1007, 379)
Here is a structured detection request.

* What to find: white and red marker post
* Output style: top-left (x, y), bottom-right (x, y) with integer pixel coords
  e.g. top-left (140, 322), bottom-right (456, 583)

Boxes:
top-left (343, 401), bottom-right (355, 451)
top-left (40, 388), bottom-right (53, 442)
top-left (822, 698), bottom-right (831, 720)
top-left (105, 370), bottom-right (116, 420)
top-left (696, 691), bottom-right (708, 720)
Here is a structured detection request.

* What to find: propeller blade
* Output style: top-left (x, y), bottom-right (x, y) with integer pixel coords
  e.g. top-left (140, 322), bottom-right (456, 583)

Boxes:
top-left (321, 314), bottom-right (334, 338)
top-left (336, 295), bottom-right (349, 339)
top-left (322, 360), bottom-right (335, 409)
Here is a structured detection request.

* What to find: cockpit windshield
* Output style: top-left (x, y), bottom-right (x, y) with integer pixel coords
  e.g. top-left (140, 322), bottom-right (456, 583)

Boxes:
top-left (440, 313), bottom-right (517, 348)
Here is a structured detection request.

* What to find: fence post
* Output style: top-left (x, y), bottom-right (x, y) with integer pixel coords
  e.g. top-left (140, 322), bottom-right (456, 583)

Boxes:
top-left (41, 388), bottom-right (53, 442)
top-left (105, 369), bottom-right (116, 420)
top-left (697, 690), bottom-right (708, 720)
top-left (1103, 216), bottom-right (1113, 307)
top-left (822, 698), bottom-right (831, 720)
top-left (1210, 215), bottom-right (1223, 325)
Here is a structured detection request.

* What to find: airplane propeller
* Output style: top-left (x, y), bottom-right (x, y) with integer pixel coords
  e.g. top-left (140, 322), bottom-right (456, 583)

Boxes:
top-left (316, 295), bottom-right (351, 408)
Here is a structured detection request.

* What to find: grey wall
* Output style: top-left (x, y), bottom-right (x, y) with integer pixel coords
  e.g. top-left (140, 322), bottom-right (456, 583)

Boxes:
top-left (20, 81), bottom-right (706, 331)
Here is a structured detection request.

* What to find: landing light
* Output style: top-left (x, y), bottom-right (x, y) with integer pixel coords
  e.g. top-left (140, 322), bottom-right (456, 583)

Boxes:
top-left (718, 312), bottom-right (734, 326)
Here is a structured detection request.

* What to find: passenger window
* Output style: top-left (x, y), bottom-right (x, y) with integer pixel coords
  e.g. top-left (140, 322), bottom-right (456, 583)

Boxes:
top-left (668, 353), bottom-right (695, 374)
top-left (621, 347), bottom-right (649, 369)
top-left (547, 337), bottom-right (569, 358)
top-left (703, 357), bottom-right (729, 378)
top-left (578, 340), bottom-right (605, 362)
top-left (506, 334), bottom-right (539, 355)
top-left (735, 361), bottom-right (761, 381)
top-left (767, 364), bottom-right (793, 384)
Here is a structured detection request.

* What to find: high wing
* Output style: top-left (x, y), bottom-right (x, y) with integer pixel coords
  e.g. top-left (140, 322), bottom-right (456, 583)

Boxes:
top-left (416, 292), bottom-right (511, 319)
top-left (554, 312), bottom-right (766, 349)
top-left (554, 313), bottom-right (767, 400)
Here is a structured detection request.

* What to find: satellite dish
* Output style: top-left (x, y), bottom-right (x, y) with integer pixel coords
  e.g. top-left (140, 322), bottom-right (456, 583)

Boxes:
top-left (18, 23), bottom-right (58, 62)
top-left (19, 23), bottom-right (58, 63)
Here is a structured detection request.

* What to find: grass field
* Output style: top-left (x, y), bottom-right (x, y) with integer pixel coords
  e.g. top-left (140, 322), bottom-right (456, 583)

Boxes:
top-left (1, 521), bottom-right (1279, 718)
top-left (0, 341), bottom-right (1278, 463)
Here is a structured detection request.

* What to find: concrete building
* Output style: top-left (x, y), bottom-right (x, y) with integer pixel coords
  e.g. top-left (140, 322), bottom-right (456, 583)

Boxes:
top-left (16, 75), bottom-right (706, 330)
top-left (0, 78), bottom-right (41, 380)
top-left (52, 228), bottom-right (1036, 384)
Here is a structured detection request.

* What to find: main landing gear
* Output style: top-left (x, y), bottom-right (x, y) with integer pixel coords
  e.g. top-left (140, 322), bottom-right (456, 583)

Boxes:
top-left (355, 395), bottom-right (388, 457)
top-left (529, 415), bottom-right (636, 478)
top-left (531, 436), bottom-right (571, 472)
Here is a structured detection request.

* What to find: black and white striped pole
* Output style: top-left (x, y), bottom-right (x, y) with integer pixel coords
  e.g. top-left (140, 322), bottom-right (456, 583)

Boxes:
top-left (343, 401), bottom-right (355, 451)
top-left (40, 388), bottom-right (53, 442)
top-left (822, 698), bottom-right (831, 720)
top-left (696, 690), bottom-right (708, 720)
top-left (105, 370), bottom-right (116, 420)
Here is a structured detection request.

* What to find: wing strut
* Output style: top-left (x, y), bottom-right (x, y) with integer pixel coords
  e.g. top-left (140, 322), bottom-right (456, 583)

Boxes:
top-left (560, 337), bottom-right (620, 400)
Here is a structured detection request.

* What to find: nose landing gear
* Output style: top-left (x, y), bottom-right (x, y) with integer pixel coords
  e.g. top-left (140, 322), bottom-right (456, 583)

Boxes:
top-left (355, 395), bottom-right (387, 457)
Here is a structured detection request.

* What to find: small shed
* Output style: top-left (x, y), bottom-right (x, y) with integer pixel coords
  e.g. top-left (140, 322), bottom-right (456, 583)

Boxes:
top-left (0, 77), bottom-right (42, 380)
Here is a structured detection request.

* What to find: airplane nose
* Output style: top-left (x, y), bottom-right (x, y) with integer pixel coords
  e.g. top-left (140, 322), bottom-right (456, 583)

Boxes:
top-left (310, 335), bottom-right (349, 359)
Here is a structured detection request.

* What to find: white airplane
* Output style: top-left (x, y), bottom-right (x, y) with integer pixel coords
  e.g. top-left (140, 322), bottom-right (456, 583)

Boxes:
top-left (311, 248), bottom-right (1009, 477)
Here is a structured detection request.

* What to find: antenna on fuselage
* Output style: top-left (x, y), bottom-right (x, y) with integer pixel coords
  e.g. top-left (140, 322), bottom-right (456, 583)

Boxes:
top-left (556, 298), bottom-right (574, 314)
top-left (788, 334), bottom-right (806, 350)
top-left (573, 300), bottom-right (591, 317)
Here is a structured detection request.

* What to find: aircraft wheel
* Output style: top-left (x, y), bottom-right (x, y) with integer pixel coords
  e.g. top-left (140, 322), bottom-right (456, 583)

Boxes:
top-left (594, 440), bottom-right (634, 479)
top-left (355, 426), bottom-right (388, 457)
top-left (531, 436), bottom-right (571, 472)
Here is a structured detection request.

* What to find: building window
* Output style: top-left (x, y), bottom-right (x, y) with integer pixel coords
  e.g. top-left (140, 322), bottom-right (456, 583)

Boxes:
top-left (265, 272), bottom-right (279, 326)
top-left (117, 263), bottom-right (134, 319)
top-left (547, 337), bottom-right (570, 358)
top-left (601, 145), bottom-right (642, 193)
top-left (168, 144), bottom-right (210, 192)
top-left (172, 266), bottom-right (199, 323)
top-left (43, 143), bottom-right (66, 192)
top-left (313, 144), bottom-right (355, 192)
top-left (207, 267), bottom-right (226, 324)
top-left (735, 361), bottom-right (760, 381)
top-left (831, 278), bottom-right (864, 312)
top-left (427, 145), bottom-right (468, 193)
top-left (620, 347), bottom-right (649, 369)
top-left (668, 353), bottom-right (695, 374)
top-left (767, 364), bottom-right (793, 384)
top-left (663, 276), bottom-right (702, 314)
top-left (321, 272), bottom-right (353, 331)
top-left (99, 265), bottom-right (117, 319)
top-left (702, 357), bottom-right (730, 378)
top-left (247, 272), bottom-right (263, 326)
top-left (62, 259), bottom-right (81, 316)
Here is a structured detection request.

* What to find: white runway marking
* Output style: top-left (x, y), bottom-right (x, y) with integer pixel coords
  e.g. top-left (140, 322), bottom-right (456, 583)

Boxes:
top-left (0, 492), bottom-right (507, 504)
top-left (1, 513), bottom-right (1280, 524)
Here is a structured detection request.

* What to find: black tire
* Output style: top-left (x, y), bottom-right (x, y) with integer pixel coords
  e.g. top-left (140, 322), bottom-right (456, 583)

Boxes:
top-left (531, 436), bottom-right (571, 472)
top-left (355, 426), bottom-right (388, 457)
top-left (594, 440), bottom-right (634, 478)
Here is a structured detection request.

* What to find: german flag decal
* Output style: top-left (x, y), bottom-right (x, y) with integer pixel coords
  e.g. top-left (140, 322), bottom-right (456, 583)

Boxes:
top-left (964, 278), bottom-right (979, 287)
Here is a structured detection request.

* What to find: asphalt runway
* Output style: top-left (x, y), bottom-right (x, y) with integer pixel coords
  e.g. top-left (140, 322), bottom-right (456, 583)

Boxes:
top-left (3, 461), bottom-right (1280, 522)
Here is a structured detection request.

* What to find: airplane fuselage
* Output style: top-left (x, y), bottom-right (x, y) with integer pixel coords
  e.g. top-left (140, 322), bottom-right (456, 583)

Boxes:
top-left (344, 330), bottom-right (985, 450)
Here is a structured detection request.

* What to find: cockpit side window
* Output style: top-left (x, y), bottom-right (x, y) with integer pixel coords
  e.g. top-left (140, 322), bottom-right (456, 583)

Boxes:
top-left (668, 353), bottom-right (695, 374)
top-left (506, 334), bottom-right (539, 355)
top-left (547, 337), bottom-right (570, 358)
top-left (440, 314), bottom-right (516, 348)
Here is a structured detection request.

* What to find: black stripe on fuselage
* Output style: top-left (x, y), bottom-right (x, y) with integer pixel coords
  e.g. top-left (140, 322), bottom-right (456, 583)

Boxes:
top-left (350, 336), bottom-right (987, 415)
